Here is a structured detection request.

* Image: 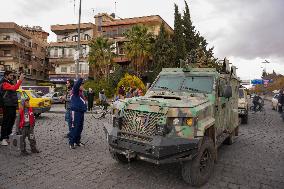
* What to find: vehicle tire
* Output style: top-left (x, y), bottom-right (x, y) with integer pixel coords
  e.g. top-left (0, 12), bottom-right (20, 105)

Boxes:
top-left (181, 137), bottom-right (215, 187)
top-left (111, 152), bottom-right (134, 164)
top-left (223, 130), bottom-right (235, 145)
top-left (241, 114), bottom-right (248, 124)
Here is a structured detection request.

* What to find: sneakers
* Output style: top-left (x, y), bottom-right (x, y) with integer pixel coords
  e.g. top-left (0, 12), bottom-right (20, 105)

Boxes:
top-left (69, 144), bottom-right (76, 149)
top-left (31, 149), bottom-right (41, 153)
top-left (75, 142), bottom-right (85, 147)
top-left (1, 139), bottom-right (8, 146)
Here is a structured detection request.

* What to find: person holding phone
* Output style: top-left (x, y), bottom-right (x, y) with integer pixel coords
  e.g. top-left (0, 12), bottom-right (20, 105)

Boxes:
top-left (0, 71), bottom-right (24, 146)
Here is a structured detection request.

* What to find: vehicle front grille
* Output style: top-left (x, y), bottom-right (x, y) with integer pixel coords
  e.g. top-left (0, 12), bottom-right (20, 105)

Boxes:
top-left (120, 109), bottom-right (164, 142)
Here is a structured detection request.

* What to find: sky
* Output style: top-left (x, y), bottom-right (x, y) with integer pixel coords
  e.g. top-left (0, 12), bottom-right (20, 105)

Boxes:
top-left (1, 0), bottom-right (284, 80)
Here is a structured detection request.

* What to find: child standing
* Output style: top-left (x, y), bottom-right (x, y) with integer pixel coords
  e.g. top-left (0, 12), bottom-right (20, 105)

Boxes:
top-left (18, 98), bottom-right (40, 155)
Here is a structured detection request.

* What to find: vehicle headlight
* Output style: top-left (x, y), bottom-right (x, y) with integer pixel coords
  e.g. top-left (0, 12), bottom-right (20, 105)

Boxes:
top-left (168, 117), bottom-right (195, 126)
top-left (185, 118), bottom-right (193, 126)
top-left (173, 118), bottom-right (180, 126)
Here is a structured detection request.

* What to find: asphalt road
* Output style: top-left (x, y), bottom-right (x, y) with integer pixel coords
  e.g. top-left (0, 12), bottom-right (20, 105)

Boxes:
top-left (0, 104), bottom-right (283, 189)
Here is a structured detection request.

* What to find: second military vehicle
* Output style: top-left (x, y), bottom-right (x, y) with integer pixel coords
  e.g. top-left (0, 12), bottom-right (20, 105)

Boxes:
top-left (238, 87), bottom-right (249, 124)
top-left (104, 61), bottom-right (239, 186)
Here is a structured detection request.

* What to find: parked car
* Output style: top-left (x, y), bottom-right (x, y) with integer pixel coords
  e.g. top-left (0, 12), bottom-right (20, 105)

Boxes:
top-left (272, 94), bottom-right (279, 111)
top-left (0, 89), bottom-right (52, 125)
top-left (43, 92), bottom-right (64, 104)
top-left (17, 89), bottom-right (52, 117)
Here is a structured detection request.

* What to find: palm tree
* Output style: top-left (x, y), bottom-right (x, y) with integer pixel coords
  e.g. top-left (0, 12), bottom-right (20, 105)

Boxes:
top-left (124, 25), bottom-right (154, 77)
top-left (88, 37), bottom-right (114, 79)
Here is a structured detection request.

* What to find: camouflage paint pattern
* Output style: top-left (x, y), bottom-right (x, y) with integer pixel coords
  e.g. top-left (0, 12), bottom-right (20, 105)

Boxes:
top-left (113, 67), bottom-right (239, 143)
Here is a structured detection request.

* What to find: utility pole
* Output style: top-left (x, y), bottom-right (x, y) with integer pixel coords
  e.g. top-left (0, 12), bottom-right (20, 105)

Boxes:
top-left (75, 0), bottom-right (82, 79)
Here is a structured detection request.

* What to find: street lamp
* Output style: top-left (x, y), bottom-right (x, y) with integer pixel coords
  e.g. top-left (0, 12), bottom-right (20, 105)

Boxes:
top-left (261, 59), bottom-right (270, 72)
top-left (75, 0), bottom-right (82, 79)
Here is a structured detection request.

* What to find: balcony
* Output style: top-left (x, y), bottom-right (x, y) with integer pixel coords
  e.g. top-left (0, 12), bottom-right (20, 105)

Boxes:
top-left (0, 37), bottom-right (32, 51)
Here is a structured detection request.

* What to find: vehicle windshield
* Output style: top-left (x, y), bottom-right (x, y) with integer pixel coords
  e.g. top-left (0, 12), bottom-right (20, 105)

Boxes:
top-left (29, 91), bottom-right (41, 98)
top-left (239, 89), bottom-right (244, 98)
top-left (152, 75), bottom-right (213, 93)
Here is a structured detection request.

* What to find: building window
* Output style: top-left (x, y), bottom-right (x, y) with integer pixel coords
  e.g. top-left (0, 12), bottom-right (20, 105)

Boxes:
top-left (53, 48), bottom-right (58, 58)
top-left (20, 38), bottom-right (25, 44)
top-left (3, 50), bottom-right (11, 56)
top-left (84, 34), bottom-right (91, 40)
top-left (62, 37), bottom-right (69, 42)
top-left (68, 48), bottom-right (73, 57)
top-left (98, 16), bottom-right (102, 32)
top-left (3, 35), bottom-right (10, 40)
top-left (4, 65), bottom-right (11, 71)
top-left (61, 67), bottom-right (67, 73)
top-left (33, 43), bottom-right (38, 49)
top-left (72, 35), bottom-right (78, 42)
top-left (70, 66), bottom-right (75, 73)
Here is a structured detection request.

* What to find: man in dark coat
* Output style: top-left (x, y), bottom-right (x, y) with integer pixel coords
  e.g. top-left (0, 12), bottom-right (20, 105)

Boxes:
top-left (1, 71), bottom-right (24, 146)
top-left (87, 88), bottom-right (94, 111)
top-left (278, 90), bottom-right (284, 113)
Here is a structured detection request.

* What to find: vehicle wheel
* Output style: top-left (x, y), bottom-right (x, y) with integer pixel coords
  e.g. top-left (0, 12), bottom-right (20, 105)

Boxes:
top-left (34, 113), bottom-right (41, 118)
top-left (223, 130), bottom-right (235, 145)
top-left (181, 137), bottom-right (215, 187)
top-left (241, 114), bottom-right (248, 124)
top-left (110, 152), bottom-right (134, 164)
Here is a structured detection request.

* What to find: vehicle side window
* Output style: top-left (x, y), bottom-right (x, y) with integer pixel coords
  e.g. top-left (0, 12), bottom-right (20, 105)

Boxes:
top-left (53, 93), bottom-right (58, 97)
top-left (22, 91), bottom-right (29, 99)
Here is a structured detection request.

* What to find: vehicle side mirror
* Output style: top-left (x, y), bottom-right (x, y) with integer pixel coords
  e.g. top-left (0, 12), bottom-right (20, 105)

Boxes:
top-left (224, 85), bottom-right (232, 98)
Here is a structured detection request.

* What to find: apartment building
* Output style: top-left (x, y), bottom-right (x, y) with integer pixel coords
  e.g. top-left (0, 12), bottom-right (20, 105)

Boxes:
top-left (95, 13), bottom-right (173, 64)
top-left (49, 13), bottom-right (173, 83)
top-left (0, 22), bottom-right (52, 85)
top-left (48, 23), bottom-right (96, 83)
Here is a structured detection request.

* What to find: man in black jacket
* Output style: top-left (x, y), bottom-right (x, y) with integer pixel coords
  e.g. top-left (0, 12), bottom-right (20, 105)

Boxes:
top-left (278, 90), bottom-right (284, 113)
top-left (0, 71), bottom-right (24, 146)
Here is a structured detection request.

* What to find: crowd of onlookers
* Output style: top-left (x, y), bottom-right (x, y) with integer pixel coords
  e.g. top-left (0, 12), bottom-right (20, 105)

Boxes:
top-left (0, 71), bottom-right (146, 154)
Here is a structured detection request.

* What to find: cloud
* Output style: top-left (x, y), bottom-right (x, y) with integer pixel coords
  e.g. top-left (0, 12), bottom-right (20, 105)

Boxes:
top-left (199, 0), bottom-right (284, 60)
top-left (13, 0), bottom-right (66, 18)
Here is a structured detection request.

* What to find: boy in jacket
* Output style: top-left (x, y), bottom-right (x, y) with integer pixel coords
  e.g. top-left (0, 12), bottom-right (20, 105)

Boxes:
top-left (69, 77), bottom-right (87, 149)
top-left (17, 98), bottom-right (40, 155)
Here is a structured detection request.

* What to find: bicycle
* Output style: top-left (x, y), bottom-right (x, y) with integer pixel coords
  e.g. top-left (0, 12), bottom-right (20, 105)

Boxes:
top-left (92, 103), bottom-right (112, 119)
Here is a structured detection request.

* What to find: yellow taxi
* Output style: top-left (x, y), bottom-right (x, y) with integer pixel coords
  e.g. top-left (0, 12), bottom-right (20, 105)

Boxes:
top-left (17, 89), bottom-right (51, 117)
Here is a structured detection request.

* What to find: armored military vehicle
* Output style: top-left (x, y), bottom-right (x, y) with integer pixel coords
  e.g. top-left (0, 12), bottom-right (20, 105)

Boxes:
top-left (104, 61), bottom-right (239, 186)
top-left (238, 87), bottom-right (249, 124)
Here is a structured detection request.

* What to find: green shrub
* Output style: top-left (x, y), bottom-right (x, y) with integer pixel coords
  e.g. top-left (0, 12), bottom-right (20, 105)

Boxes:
top-left (84, 79), bottom-right (115, 98)
top-left (117, 74), bottom-right (146, 94)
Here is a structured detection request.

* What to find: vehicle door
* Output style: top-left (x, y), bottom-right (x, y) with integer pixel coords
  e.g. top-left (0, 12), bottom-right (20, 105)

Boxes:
top-left (215, 77), bottom-right (229, 136)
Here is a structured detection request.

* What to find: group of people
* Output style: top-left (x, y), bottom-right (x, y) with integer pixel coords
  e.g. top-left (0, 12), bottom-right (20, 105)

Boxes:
top-left (0, 71), bottom-right (40, 155)
top-left (0, 71), bottom-right (143, 154)
top-left (117, 85), bottom-right (143, 100)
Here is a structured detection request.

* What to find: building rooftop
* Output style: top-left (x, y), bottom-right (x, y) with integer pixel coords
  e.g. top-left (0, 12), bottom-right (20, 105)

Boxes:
top-left (51, 23), bottom-right (95, 34)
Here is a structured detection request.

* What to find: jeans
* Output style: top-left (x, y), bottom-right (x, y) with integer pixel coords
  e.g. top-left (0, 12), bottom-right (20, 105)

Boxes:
top-left (69, 111), bottom-right (84, 145)
top-left (1, 106), bottom-right (16, 140)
